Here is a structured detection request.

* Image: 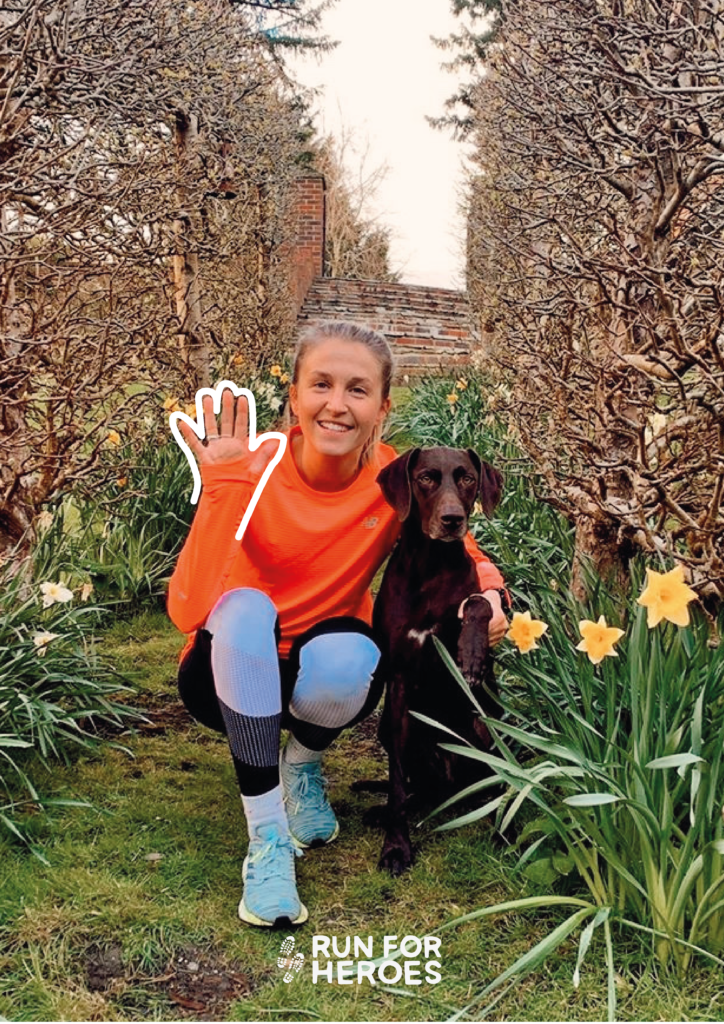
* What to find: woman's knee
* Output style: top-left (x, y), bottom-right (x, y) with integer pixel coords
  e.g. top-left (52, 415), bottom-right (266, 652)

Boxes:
top-left (291, 631), bottom-right (381, 727)
top-left (206, 588), bottom-right (282, 719)
top-left (206, 588), bottom-right (278, 658)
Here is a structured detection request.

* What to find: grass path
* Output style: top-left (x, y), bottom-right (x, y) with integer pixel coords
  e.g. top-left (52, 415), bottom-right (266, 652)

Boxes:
top-left (1, 611), bottom-right (722, 1022)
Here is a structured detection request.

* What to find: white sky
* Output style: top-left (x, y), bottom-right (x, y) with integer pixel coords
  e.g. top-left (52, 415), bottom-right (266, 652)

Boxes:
top-left (290, 0), bottom-right (469, 290)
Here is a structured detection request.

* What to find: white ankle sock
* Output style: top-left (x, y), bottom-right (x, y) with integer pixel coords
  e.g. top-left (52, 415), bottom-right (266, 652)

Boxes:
top-left (283, 737), bottom-right (324, 765)
top-left (241, 785), bottom-right (288, 835)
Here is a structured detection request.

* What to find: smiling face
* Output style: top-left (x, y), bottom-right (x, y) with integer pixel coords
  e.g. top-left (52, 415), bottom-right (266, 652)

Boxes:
top-left (289, 337), bottom-right (391, 465)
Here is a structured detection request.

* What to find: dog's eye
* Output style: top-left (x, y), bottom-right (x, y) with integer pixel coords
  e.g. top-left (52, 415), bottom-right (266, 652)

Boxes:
top-left (417, 472), bottom-right (433, 484)
top-left (461, 474), bottom-right (476, 485)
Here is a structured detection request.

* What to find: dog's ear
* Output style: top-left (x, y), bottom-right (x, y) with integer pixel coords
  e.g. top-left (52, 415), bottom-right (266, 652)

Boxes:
top-left (376, 448), bottom-right (420, 521)
top-left (466, 449), bottom-right (503, 518)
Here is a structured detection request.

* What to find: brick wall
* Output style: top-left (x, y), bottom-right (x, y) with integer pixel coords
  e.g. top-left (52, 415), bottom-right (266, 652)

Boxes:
top-left (298, 278), bottom-right (477, 377)
top-left (291, 175), bottom-right (325, 312)
top-left (290, 178), bottom-right (477, 377)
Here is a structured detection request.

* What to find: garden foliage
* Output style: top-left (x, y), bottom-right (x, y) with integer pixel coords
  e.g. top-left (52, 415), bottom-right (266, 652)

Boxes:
top-left (0, 565), bottom-right (136, 857)
top-left (402, 376), bottom-right (724, 1019)
top-left (456, 0), bottom-right (724, 598)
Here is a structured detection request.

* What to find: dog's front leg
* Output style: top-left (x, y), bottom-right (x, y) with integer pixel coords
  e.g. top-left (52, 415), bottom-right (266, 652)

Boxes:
top-left (379, 673), bottom-right (413, 876)
top-left (457, 596), bottom-right (499, 750)
top-left (458, 595), bottom-right (493, 689)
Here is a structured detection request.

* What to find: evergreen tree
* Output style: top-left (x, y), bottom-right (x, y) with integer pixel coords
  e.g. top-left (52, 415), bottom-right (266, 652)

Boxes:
top-left (430, 0), bottom-right (505, 138)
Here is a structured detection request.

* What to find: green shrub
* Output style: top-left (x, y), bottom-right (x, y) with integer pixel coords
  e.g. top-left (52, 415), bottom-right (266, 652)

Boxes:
top-left (32, 368), bottom-right (292, 615)
top-left (387, 373), bottom-right (513, 460)
top-left (32, 439), bottom-right (192, 613)
top-left (0, 563), bottom-right (137, 855)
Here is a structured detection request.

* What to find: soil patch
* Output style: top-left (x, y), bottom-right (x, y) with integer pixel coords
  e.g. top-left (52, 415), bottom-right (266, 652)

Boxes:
top-left (90, 690), bottom-right (194, 739)
top-left (132, 692), bottom-right (194, 734)
top-left (85, 943), bottom-right (254, 1020)
top-left (154, 946), bottom-right (254, 1020)
top-left (349, 707), bottom-right (384, 754)
top-left (85, 943), bottom-right (124, 992)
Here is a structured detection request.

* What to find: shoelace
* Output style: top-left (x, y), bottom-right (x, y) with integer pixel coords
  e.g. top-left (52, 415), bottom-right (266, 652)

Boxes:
top-left (288, 768), bottom-right (329, 815)
top-left (247, 832), bottom-right (302, 885)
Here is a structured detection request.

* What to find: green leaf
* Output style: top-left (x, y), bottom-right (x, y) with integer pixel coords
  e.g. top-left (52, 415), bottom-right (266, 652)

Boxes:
top-left (573, 907), bottom-right (610, 988)
top-left (563, 793), bottom-right (620, 807)
top-left (522, 851), bottom-right (574, 886)
top-left (447, 906), bottom-right (597, 1021)
top-left (646, 753), bottom-right (705, 769)
top-left (40, 798), bottom-right (92, 809)
top-left (433, 795), bottom-right (505, 832)
top-left (604, 917), bottom-right (616, 1022)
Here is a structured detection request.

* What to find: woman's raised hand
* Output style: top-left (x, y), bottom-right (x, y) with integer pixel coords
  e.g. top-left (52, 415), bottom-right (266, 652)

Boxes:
top-left (177, 387), bottom-right (280, 476)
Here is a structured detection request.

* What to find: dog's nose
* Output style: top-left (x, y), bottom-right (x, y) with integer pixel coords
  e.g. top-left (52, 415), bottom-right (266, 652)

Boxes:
top-left (440, 513), bottom-right (465, 530)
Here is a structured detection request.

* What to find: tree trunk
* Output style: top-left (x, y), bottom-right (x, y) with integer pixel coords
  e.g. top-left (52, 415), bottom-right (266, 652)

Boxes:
top-left (571, 510), bottom-right (633, 604)
top-left (173, 109), bottom-right (210, 389)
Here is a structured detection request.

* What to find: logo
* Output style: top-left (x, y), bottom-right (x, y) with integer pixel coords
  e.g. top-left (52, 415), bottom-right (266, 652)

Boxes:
top-left (363, 516), bottom-right (379, 529)
top-left (277, 936), bottom-right (304, 983)
top-left (274, 934), bottom-right (442, 986)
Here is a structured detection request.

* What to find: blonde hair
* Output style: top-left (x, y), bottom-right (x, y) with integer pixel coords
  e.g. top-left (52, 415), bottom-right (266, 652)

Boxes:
top-left (291, 320), bottom-right (394, 468)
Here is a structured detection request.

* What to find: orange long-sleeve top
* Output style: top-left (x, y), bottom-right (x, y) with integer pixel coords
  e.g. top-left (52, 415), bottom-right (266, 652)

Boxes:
top-left (167, 426), bottom-right (506, 662)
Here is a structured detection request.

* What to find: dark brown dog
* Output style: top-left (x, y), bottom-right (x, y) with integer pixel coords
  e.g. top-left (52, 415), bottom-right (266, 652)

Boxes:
top-left (371, 446), bottom-right (503, 876)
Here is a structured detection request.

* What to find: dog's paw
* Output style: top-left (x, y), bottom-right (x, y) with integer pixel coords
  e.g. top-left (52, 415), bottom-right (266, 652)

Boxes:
top-left (379, 839), bottom-right (414, 876)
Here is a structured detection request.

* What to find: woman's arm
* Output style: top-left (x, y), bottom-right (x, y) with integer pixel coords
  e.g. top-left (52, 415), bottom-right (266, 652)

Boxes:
top-left (167, 458), bottom-right (256, 633)
top-left (166, 388), bottom-right (278, 633)
top-left (463, 532), bottom-right (506, 592)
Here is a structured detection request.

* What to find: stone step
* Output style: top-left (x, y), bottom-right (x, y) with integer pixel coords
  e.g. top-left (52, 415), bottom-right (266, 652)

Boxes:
top-left (300, 279), bottom-right (473, 316)
top-left (299, 279), bottom-right (476, 345)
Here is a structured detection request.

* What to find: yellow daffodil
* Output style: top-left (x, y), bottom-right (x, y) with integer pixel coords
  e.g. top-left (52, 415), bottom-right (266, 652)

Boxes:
top-left (455, 378), bottom-right (468, 390)
top-left (232, 353), bottom-right (245, 366)
top-left (107, 429), bottom-right (121, 446)
top-left (507, 611), bottom-right (548, 653)
top-left (637, 565), bottom-right (697, 628)
top-left (184, 403), bottom-right (196, 417)
top-left (270, 365), bottom-right (282, 377)
top-left (39, 581), bottom-right (74, 608)
top-left (33, 631), bottom-right (60, 655)
top-left (162, 396), bottom-right (181, 412)
top-left (80, 582), bottom-right (94, 602)
top-left (280, 372), bottom-right (290, 384)
top-left (116, 477), bottom-right (128, 488)
top-left (576, 615), bottom-right (624, 664)
top-left (446, 392), bottom-right (459, 405)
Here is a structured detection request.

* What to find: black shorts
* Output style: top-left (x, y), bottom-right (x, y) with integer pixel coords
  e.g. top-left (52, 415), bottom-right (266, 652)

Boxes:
top-left (177, 615), bottom-right (385, 735)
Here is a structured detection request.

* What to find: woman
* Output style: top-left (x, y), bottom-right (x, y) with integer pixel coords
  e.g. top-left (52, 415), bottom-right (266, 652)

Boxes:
top-left (167, 321), bottom-right (508, 927)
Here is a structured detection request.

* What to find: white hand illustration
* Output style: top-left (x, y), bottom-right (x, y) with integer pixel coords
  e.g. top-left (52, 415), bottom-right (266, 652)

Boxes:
top-left (169, 379), bottom-right (287, 541)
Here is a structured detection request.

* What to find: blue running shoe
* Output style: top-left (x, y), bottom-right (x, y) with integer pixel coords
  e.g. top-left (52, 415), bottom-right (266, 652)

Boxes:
top-left (238, 821), bottom-right (308, 927)
top-left (280, 756), bottom-right (340, 849)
